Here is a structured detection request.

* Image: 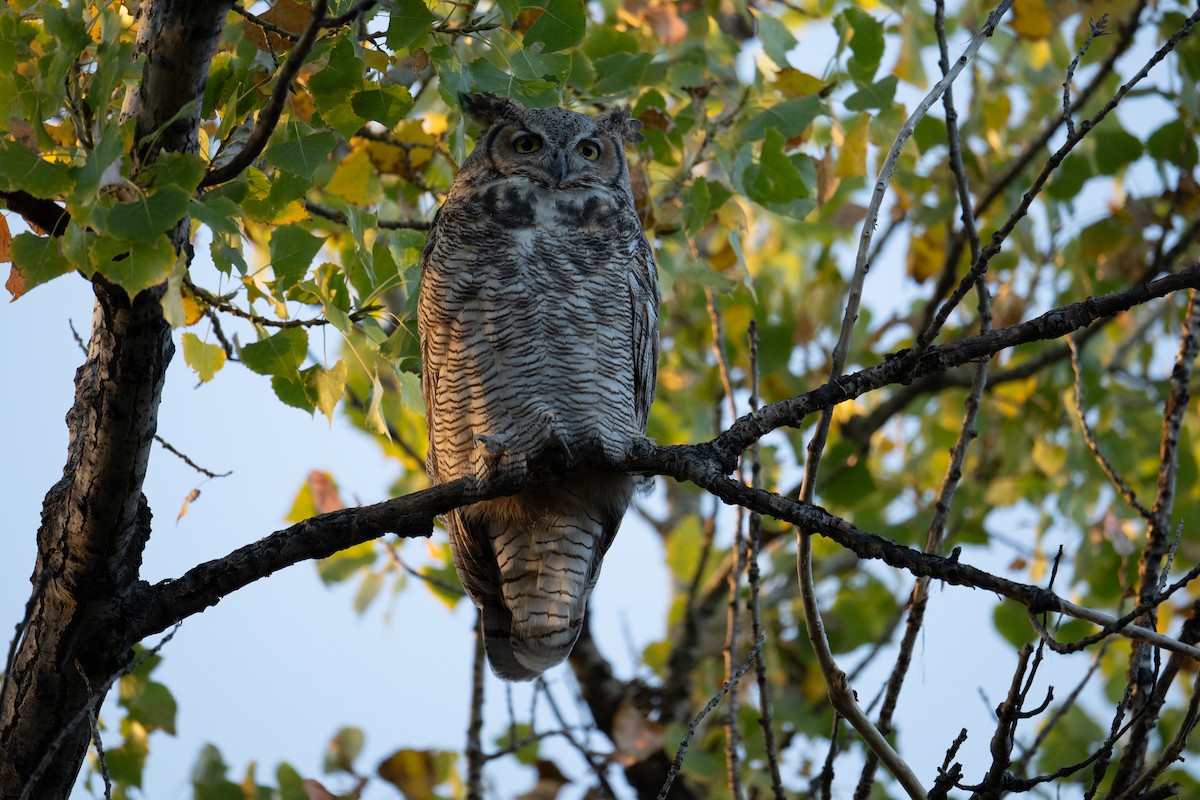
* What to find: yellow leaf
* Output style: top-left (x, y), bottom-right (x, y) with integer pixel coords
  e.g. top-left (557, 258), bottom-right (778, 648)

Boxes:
top-left (364, 48), bottom-right (391, 73)
top-left (905, 225), bottom-right (946, 283)
top-left (181, 287), bottom-right (205, 326)
top-left (421, 111), bottom-right (449, 137)
top-left (992, 376), bottom-right (1038, 418)
top-left (1011, 0), bottom-right (1052, 40)
top-left (324, 146), bottom-right (379, 205)
top-left (774, 67), bottom-right (824, 98)
top-left (835, 114), bottom-right (869, 179)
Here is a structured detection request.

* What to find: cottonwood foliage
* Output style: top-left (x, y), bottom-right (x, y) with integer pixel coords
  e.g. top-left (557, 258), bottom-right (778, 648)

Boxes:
top-left (4, 0), bottom-right (1200, 798)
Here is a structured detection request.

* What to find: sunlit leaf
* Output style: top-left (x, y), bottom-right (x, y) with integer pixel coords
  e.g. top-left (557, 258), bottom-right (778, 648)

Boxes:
top-left (182, 332), bottom-right (227, 383)
top-left (523, 0), bottom-right (586, 54)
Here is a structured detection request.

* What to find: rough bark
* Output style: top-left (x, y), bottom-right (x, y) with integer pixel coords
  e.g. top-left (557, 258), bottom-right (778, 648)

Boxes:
top-left (0, 2), bottom-right (231, 797)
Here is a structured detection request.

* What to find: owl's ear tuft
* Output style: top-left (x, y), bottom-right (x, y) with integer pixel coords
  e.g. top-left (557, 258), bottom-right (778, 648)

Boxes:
top-left (460, 92), bottom-right (522, 129)
top-left (599, 106), bottom-right (644, 144)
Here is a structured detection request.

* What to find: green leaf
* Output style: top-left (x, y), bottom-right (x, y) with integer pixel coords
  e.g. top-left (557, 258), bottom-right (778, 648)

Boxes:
top-left (365, 372), bottom-right (391, 437)
top-left (353, 570), bottom-right (384, 614)
top-left (147, 151), bottom-right (208, 194)
top-left (240, 327), bottom-right (308, 376)
top-left (182, 333), bottom-right (227, 383)
top-left (308, 38), bottom-right (365, 98)
top-left (265, 131), bottom-right (338, 180)
top-left (1090, 125), bottom-right (1143, 175)
top-left (592, 52), bottom-right (653, 96)
top-left (843, 7), bottom-right (884, 84)
top-left (120, 677), bottom-right (178, 735)
top-left (494, 723), bottom-right (539, 765)
top-left (469, 59), bottom-right (560, 108)
top-left (1147, 118), bottom-right (1199, 169)
top-left (190, 195), bottom-right (243, 237)
top-left (757, 14), bottom-right (797, 69)
top-left (495, 0), bottom-right (519, 25)
top-left (1034, 705), bottom-right (1105, 777)
top-left (89, 235), bottom-right (178, 297)
top-left (750, 128), bottom-right (807, 205)
top-left (992, 600), bottom-right (1034, 648)
top-left (269, 224), bottom-right (324, 291)
top-left (845, 75), bottom-right (897, 111)
top-left (317, 541), bottom-right (377, 583)
top-left (524, 0), bottom-right (586, 53)
top-left (350, 85), bottom-right (415, 128)
top-left (307, 358), bottom-right (348, 422)
top-left (324, 726), bottom-right (365, 774)
top-left (192, 744), bottom-right (244, 800)
top-left (101, 186), bottom-right (191, 243)
top-left (0, 139), bottom-right (72, 198)
top-left (8, 232), bottom-right (73, 298)
top-left (386, 0), bottom-right (437, 51)
top-left (742, 96), bottom-right (821, 140)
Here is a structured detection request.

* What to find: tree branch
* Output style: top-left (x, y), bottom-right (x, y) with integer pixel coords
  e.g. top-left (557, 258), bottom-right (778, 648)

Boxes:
top-left (201, 0), bottom-right (330, 187)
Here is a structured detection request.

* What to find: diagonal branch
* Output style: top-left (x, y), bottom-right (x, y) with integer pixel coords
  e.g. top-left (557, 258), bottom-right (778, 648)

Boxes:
top-left (201, 0), bottom-right (331, 188)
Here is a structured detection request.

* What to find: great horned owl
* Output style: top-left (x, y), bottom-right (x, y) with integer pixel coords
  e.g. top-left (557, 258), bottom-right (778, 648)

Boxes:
top-left (418, 93), bottom-right (659, 680)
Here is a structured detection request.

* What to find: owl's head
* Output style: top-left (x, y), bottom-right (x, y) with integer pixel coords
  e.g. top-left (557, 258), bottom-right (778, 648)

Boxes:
top-left (459, 92), bottom-right (643, 190)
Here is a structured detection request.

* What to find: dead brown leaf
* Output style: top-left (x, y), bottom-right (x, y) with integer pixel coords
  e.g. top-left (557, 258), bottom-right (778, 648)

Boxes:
top-left (243, 0), bottom-right (312, 52)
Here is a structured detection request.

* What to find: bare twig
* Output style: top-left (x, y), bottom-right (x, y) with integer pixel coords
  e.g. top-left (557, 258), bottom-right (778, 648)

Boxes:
top-left (536, 678), bottom-right (617, 797)
top-left (658, 636), bottom-right (764, 800)
top-left (153, 435), bottom-right (232, 480)
top-left (1112, 289), bottom-right (1200, 791)
top-left (305, 199), bottom-right (432, 231)
top-left (745, 322), bottom-right (785, 799)
top-left (466, 619), bottom-right (484, 800)
top-left (1068, 335), bottom-right (1152, 520)
top-left (1062, 15), bottom-right (1110, 138)
top-left (918, 7), bottom-right (1200, 352)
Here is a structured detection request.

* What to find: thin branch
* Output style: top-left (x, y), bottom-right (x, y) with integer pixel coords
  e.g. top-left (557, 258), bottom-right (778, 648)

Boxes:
top-left (153, 435), bottom-right (232, 480)
top-left (917, 6), bottom-right (1200, 352)
top-left (714, 264), bottom-right (1200, 462)
top-left (536, 678), bottom-right (617, 798)
top-left (304, 199), bottom-right (432, 231)
top-left (185, 276), bottom-right (381, 328)
top-left (658, 636), bottom-right (764, 800)
top-left (0, 190), bottom-right (71, 237)
top-left (857, 2), bottom-right (991, 792)
top-left (1068, 335), bottom-right (1152, 520)
top-left (745, 321), bottom-right (785, 800)
top-left (1063, 15), bottom-right (1111, 139)
top-left (201, 0), bottom-right (331, 187)
top-left (466, 618), bottom-right (484, 800)
top-left (1112, 289), bottom-right (1200, 791)
top-left (1114, 669), bottom-right (1200, 799)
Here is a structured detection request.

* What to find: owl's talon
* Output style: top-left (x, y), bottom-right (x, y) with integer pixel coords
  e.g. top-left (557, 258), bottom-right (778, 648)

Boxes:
top-left (474, 434), bottom-right (507, 455)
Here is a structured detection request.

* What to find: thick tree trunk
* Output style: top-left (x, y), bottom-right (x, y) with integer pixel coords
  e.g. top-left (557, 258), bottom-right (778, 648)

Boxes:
top-left (0, 2), bottom-right (231, 796)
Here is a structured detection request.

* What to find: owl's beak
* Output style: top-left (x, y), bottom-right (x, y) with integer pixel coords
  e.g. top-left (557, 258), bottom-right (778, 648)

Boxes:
top-left (553, 148), bottom-right (569, 185)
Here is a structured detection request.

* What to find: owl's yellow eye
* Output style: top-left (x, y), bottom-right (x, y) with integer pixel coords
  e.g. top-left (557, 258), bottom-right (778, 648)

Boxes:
top-left (577, 140), bottom-right (601, 161)
top-left (513, 134), bottom-right (543, 154)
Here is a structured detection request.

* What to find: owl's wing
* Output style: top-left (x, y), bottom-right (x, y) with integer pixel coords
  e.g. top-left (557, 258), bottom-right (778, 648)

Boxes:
top-left (629, 235), bottom-right (660, 430)
top-left (417, 210), bottom-right (444, 479)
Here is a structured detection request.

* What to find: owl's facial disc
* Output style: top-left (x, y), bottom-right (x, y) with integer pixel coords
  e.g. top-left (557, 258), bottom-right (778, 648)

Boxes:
top-left (506, 128), bottom-right (603, 188)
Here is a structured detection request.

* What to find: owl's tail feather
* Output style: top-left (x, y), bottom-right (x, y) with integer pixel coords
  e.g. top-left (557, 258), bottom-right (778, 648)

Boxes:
top-left (480, 603), bottom-right (579, 682)
top-left (452, 475), bottom-right (632, 680)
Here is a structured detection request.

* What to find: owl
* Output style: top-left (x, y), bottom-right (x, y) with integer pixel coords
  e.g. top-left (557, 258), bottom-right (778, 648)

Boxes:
top-left (418, 92), bottom-right (659, 681)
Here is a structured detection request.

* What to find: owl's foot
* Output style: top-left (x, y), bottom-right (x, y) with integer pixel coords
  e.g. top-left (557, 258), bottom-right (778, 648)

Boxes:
top-left (541, 412), bottom-right (575, 462)
top-left (473, 434), bottom-right (529, 492)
